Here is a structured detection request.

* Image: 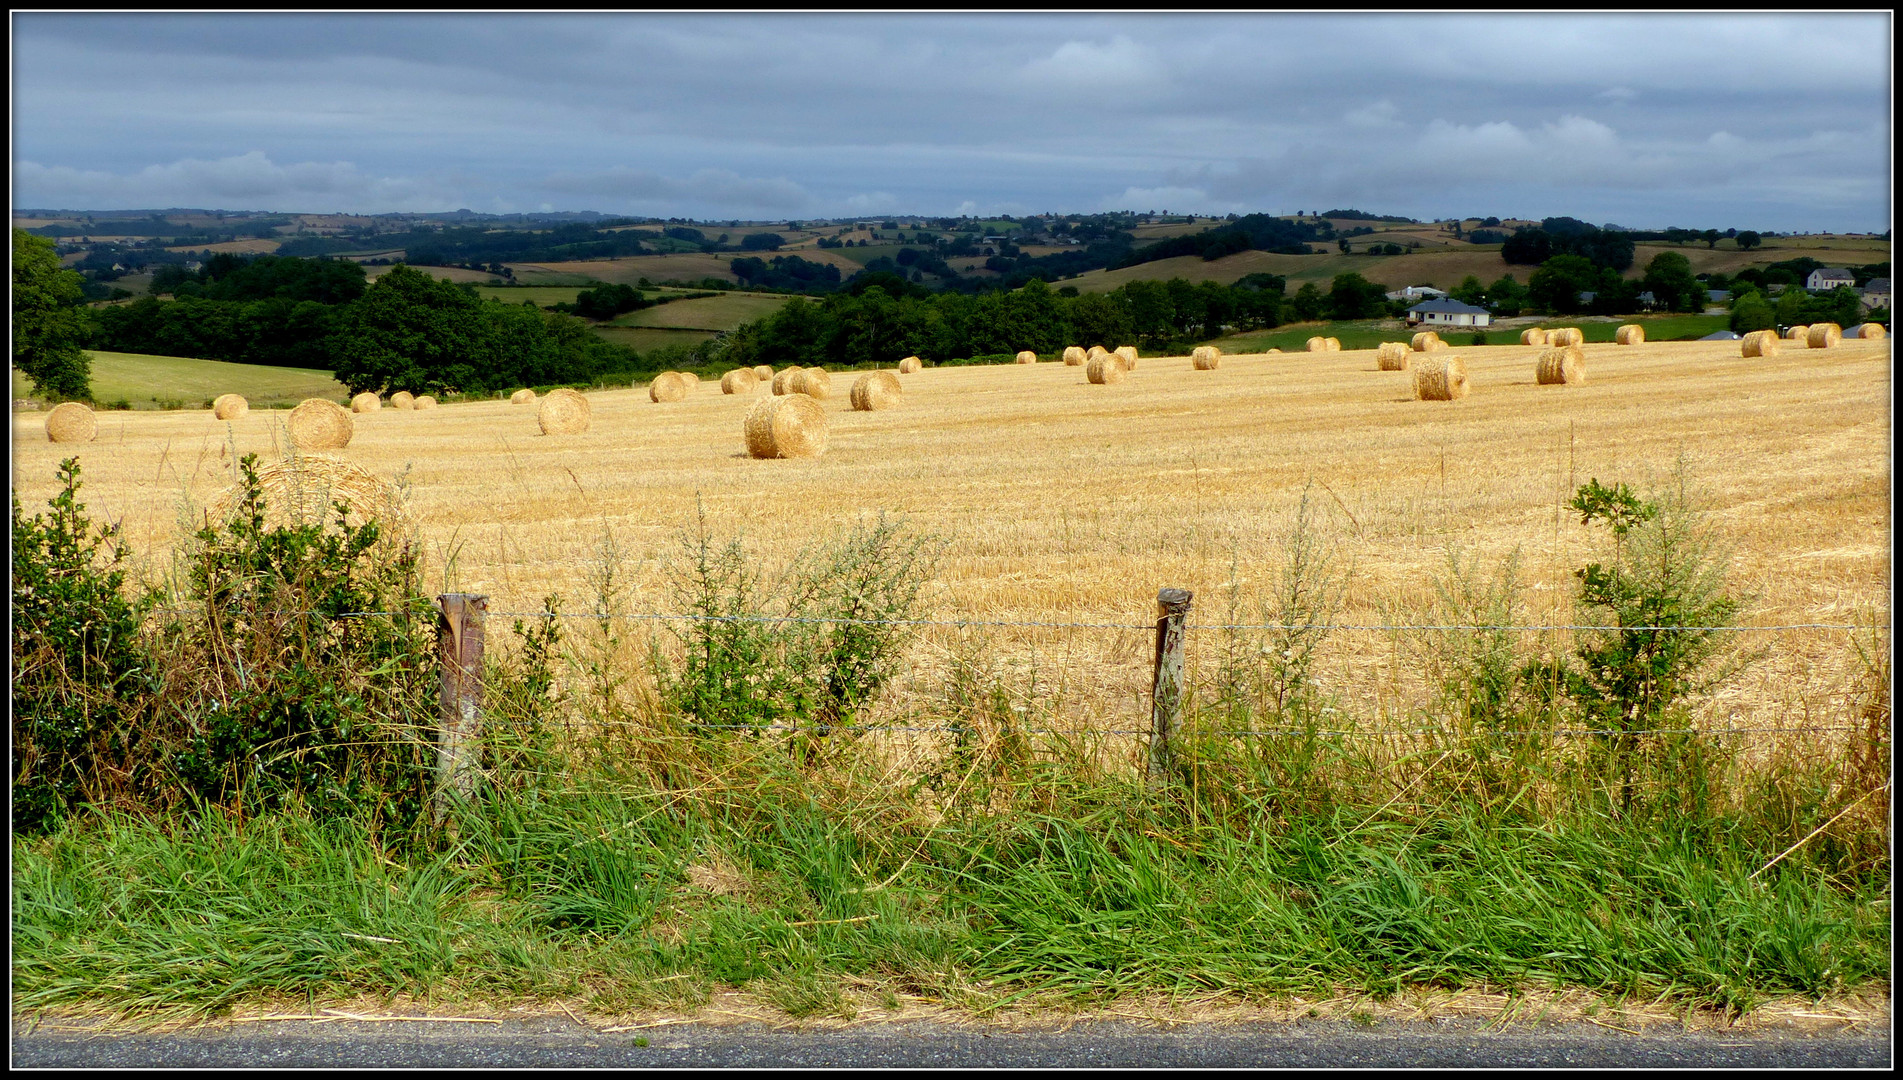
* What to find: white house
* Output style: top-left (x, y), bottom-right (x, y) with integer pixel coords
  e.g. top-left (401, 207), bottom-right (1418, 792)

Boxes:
top-left (1385, 285), bottom-right (1446, 302)
top-left (1807, 267), bottom-right (1855, 292)
top-left (1405, 297), bottom-right (1492, 328)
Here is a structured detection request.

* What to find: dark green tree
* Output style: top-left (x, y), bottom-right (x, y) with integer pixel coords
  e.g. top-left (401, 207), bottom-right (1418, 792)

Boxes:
top-left (1325, 272), bottom-right (1389, 319)
top-left (1735, 230), bottom-right (1761, 251)
top-left (1527, 255), bottom-right (1599, 314)
top-left (1641, 251), bottom-right (1705, 313)
top-left (1728, 291), bottom-right (1775, 334)
top-left (12, 230), bottom-right (94, 401)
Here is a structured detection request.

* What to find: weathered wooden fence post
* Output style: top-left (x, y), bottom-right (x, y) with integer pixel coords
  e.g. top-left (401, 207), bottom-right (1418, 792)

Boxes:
top-left (434, 593), bottom-right (487, 823)
top-left (1147, 587), bottom-right (1193, 783)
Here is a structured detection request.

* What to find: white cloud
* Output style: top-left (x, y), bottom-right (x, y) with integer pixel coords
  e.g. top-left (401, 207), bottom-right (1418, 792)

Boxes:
top-left (13, 151), bottom-right (456, 211)
top-left (1344, 100), bottom-right (1400, 128)
top-left (1019, 34), bottom-right (1168, 96)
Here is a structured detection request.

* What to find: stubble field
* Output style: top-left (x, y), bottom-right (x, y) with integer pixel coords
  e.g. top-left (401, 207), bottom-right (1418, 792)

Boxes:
top-left (11, 336), bottom-right (1890, 761)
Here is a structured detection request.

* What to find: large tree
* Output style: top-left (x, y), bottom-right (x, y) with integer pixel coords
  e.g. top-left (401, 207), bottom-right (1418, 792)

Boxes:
top-left (12, 230), bottom-right (94, 401)
top-left (1640, 251), bottom-right (1705, 313)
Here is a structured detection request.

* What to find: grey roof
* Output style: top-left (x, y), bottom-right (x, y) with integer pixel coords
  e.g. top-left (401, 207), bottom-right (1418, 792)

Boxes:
top-left (1406, 297), bottom-right (1491, 314)
top-left (1812, 267), bottom-right (1854, 279)
top-left (1863, 277), bottom-right (1891, 292)
top-left (1699, 330), bottom-right (1741, 340)
top-left (1708, 290), bottom-right (1729, 302)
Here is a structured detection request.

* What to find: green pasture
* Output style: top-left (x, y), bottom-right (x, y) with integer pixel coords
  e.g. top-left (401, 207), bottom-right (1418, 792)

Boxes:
top-left (12, 352), bottom-right (348, 410)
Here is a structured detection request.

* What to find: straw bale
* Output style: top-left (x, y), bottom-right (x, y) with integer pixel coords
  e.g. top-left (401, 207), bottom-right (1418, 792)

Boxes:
top-left (1191, 345), bottom-right (1221, 370)
top-left (45, 401), bottom-right (97, 443)
top-left (1614, 324), bottom-right (1645, 345)
top-left (721, 368), bottom-right (759, 394)
top-left (350, 392), bottom-right (381, 413)
top-left (1267, 347), bottom-right (1282, 354)
top-left (1806, 322), bottom-right (1842, 349)
top-left (650, 371), bottom-right (689, 402)
top-left (898, 356), bottom-right (922, 373)
top-left (1114, 346), bottom-right (1139, 370)
top-left (1326, 337), bottom-right (1341, 351)
top-left (1086, 355), bottom-right (1127, 384)
top-left (1086, 346), bottom-right (1109, 361)
top-left (772, 367), bottom-right (801, 394)
top-left (1062, 346), bottom-right (1087, 366)
top-left (511, 389), bottom-right (536, 404)
top-left (850, 370), bottom-right (903, 411)
top-left (209, 454), bottom-right (413, 540)
top-left (743, 393), bottom-right (829, 459)
top-left (1015, 350), bottom-right (1038, 364)
top-left (1376, 342), bottom-right (1412, 370)
top-left (753, 365), bottom-right (774, 381)
top-left (286, 398), bottom-right (354, 451)
top-left (1411, 330), bottom-right (1446, 352)
top-left (1784, 325), bottom-right (1809, 341)
top-left (1857, 322), bottom-right (1887, 340)
top-left (1547, 327), bottom-right (1584, 347)
top-left (1535, 345), bottom-right (1586, 385)
top-left (413, 395), bottom-right (436, 410)
top-left (390, 391), bottom-right (415, 410)
top-left (1413, 355), bottom-right (1470, 401)
top-left (790, 367), bottom-right (833, 399)
top-left (537, 387), bottom-right (591, 435)
top-left (1520, 328), bottom-right (1550, 346)
top-left (212, 394), bottom-right (249, 421)
top-left (682, 371), bottom-right (701, 386)
top-left (1739, 330), bottom-right (1779, 358)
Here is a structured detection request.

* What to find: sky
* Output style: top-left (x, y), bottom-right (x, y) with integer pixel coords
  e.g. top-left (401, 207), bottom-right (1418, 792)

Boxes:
top-left (10, 12), bottom-right (1894, 232)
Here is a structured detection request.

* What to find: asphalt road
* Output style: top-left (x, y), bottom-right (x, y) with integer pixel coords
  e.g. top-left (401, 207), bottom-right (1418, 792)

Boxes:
top-left (12, 1016), bottom-right (1891, 1069)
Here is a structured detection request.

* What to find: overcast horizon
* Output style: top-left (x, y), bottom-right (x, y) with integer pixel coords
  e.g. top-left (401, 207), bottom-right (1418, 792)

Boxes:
top-left (11, 13), bottom-right (1894, 233)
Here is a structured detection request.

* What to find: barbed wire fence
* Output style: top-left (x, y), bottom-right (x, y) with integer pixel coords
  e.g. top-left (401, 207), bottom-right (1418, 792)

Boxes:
top-left (146, 590), bottom-right (1891, 804)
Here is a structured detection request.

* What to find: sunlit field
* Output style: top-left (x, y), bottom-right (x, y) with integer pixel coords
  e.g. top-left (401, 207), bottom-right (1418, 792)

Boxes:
top-left (12, 337), bottom-right (1890, 758)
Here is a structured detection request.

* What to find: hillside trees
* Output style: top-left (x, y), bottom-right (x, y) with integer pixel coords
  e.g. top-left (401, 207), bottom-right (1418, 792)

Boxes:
top-left (1640, 251), bottom-right (1706, 313)
top-left (12, 230), bottom-right (95, 400)
top-left (1325, 272), bottom-right (1390, 320)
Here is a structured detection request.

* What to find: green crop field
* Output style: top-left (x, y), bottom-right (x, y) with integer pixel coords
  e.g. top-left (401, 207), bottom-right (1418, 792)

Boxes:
top-left (12, 351), bottom-right (349, 410)
top-left (612, 292), bottom-right (800, 331)
top-left (474, 285), bottom-right (589, 306)
top-left (590, 325), bottom-right (720, 353)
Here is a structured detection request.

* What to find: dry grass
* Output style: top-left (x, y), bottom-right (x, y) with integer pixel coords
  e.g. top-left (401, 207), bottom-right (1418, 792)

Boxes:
top-left (11, 339), bottom-right (1890, 755)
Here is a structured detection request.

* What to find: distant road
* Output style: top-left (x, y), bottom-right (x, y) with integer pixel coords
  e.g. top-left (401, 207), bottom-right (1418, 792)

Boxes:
top-left (12, 1017), bottom-right (1890, 1069)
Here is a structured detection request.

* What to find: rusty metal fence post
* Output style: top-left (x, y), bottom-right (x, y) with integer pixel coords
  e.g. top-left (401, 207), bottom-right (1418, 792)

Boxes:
top-left (1147, 587), bottom-right (1193, 783)
top-left (434, 593), bottom-right (487, 823)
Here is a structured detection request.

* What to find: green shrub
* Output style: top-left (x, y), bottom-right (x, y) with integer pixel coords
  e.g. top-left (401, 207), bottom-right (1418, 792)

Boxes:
top-left (11, 459), bottom-right (157, 833)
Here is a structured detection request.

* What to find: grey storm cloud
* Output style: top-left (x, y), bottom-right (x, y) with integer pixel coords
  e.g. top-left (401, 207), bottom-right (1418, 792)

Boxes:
top-left (10, 13), bottom-right (1891, 230)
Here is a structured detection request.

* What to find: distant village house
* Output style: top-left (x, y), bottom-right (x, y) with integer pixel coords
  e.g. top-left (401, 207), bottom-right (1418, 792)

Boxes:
top-left (1806, 267), bottom-right (1855, 292)
top-left (1405, 297), bottom-right (1492, 328)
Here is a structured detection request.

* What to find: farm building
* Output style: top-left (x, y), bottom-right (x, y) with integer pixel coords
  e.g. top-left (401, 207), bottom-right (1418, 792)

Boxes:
top-left (1405, 297), bottom-right (1492, 328)
top-left (1807, 267), bottom-right (1855, 292)
top-left (1861, 278), bottom-right (1890, 309)
top-left (1385, 285), bottom-right (1446, 303)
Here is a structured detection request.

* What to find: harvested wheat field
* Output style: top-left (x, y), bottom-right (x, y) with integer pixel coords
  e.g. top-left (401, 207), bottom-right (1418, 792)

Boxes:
top-left (11, 340), bottom-right (1890, 765)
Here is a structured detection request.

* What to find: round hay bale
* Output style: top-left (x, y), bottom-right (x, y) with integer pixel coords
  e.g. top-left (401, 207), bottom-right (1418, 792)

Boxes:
top-left (350, 392), bottom-right (382, 413)
top-left (1267, 347), bottom-right (1282, 354)
top-left (511, 388), bottom-right (536, 404)
top-left (1413, 355), bottom-right (1470, 401)
top-left (720, 368), bottom-right (759, 394)
top-left (209, 454), bottom-right (414, 541)
top-left (1806, 322), bottom-right (1842, 349)
top-left (1114, 345), bottom-right (1138, 370)
top-left (1411, 331), bottom-right (1446, 352)
top-left (413, 395), bottom-right (436, 410)
top-left (1191, 345), bottom-right (1221, 370)
top-left (212, 394), bottom-right (249, 421)
top-left (1547, 327), bottom-right (1584, 347)
top-left (1784, 324), bottom-right (1809, 341)
top-left (1326, 337), bottom-right (1341, 351)
top-left (1739, 330), bottom-right (1780, 358)
top-left (682, 371), bottom-right (701, 386)
top-left (753, 365), bottom-right (774, 381)
top-left (1536, 345), bottom-right (1586, 385)
top-left (1376, 342), bottom-right (1412, 371)
top-left (1858, 322), bottom-right (1887, 340)
top-left (537, 387), bottom-right (591, 435)
top-left (789, 367), bottom-right (832, 399)
top-left (45, 401), bottom-right (97, 443)
top-left (1086, 345), bottom-right (1109, 361)
top-left (390, 391), bottom-right (415, 410)
top-left (1615, 324), bottom-right (1645, 345)
top-left (1086, 355), bottom-right (1127, 384)
top-left (1520, 328), bottom-right (1550, 346)
top-left (1307, 336), bottom-right (1328, 352)
top-left (286, 398), bottom-right (353, 450)
top-left (850, 370), bottom-right (903, 411)
top-left (1062, 346), bottom-right (1087, 366)
top-left (898, 356), bottom-right (922, 373)
top-left (743, 393), bottom-right (828, 459)
top-left (1015, 350), bottom-right (1038, 364)
top-left (650, 371), bottom-right (689, 403)
top-left (772, 367), bottom-right (801, 394)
